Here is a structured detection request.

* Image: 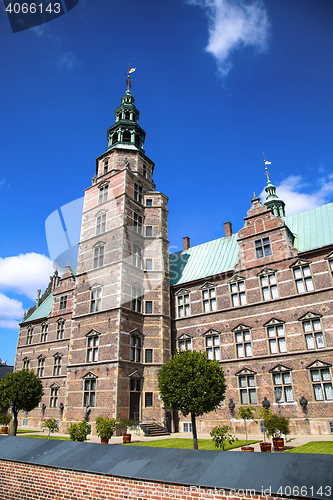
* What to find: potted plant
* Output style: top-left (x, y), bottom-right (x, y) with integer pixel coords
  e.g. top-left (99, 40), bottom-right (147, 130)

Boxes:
top-left (237, 406), bottom-right (256, 451)
top-left (210, 425), bottom-right (238, 450)
top-left (257, 407), bottom-right (271, 452)
top-left (68, 420), bottom-right (91, 442)
top-left (264, 413), bottom-right (290, 451)
top-left (42, 417), bottom-right (59, 439)
top-left (0, 413), bottom-right (11, 434)
top-left (119, 418), bottom-right (135, 443)
top-left (95, 415), bottom-right (117, 444)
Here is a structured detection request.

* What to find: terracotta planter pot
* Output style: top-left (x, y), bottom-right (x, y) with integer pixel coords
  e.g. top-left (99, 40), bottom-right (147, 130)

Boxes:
top-left (100, 437), bottom-right (109, 444)
top-left (241, 446), bottom-right (254, 452)
top-left (273, 437), bottom-right (284, 451)
top-left (1, 427), bottom-right (8, 435)
top-left (260, 442), bottom-right (271, 452)
top-left (123, 434), bottom-right (131, 443)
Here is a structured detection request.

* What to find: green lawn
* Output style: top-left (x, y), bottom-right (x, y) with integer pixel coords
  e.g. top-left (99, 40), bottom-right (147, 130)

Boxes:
top-left (126, 438), bottom-right (259, 450)
top-left (17, 429), bottom-right (42, 434)
top-left (285, 442), bottom-right (333, 454)
top-left (16, 434), bottom-right (72, 441)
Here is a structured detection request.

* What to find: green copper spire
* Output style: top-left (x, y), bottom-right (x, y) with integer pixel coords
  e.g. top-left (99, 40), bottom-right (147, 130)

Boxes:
top-left (106, 65), bottom-right (146, 152)
top-left (263, 155), bottom-right (286, 217)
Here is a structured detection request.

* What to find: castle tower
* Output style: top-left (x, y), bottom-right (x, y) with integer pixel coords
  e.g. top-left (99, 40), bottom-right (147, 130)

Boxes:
top-left (64, 88), bottom-right (171, 428)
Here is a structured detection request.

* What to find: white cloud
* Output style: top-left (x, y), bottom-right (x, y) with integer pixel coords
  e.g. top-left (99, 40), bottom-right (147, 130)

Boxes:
top-left (0, 293), bottom-right (24, 329)
top-left (57, 52), bottom-right (80, 70)
top-left (187, 0), bottom-right (270, 76)
top-left (260, 174), bottom-right (333, 216)
top-left (0, 253), bottom-right (55, 301)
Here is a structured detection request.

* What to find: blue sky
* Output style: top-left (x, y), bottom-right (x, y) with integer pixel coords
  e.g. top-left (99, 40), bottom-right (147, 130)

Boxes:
top-left (1, 0), bottom-right (333, 365)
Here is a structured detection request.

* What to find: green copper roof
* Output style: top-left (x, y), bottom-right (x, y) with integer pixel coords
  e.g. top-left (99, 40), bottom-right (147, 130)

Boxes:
top-left (21, 293), bottom-right (53, 324)
top-left (284, 202), bottom-right (333, 252)
top-left (170, 202), bottom-right (333, 286)
top-left (169, 234), bottom-right (239, 286)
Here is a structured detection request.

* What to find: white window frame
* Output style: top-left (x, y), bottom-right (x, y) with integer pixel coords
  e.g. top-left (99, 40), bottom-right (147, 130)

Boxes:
top-left (86, 335), bottom-right (99, 363)
top-left (238, 374), bottom-right (257, 405)
top-left (36, 356), bottom-right (45, 378)
top-left (40, 322), bottom-right (48, 343)
top-left (93, 245), bottom-right (104, 268)
top-left (255, 237), bottom-right (272, 258)
top-left (293, 264), bottom-right (314, 293)
top-left (90, 287), bottom-right (102, 312)
top-left (98, 184), bottom-right (108, 204)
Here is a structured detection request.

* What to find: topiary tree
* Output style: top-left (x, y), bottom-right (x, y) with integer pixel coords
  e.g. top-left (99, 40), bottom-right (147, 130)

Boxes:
top-left (158, 350), bottom-right (226, 450)
top-left (0, 370), bottom-right (43, 436)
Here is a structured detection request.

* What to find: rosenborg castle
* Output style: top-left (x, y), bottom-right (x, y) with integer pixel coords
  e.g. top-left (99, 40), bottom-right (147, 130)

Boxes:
top-left (15, 90), bottom-right (333, 436)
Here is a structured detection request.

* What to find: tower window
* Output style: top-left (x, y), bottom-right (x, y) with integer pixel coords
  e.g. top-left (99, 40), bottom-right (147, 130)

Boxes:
top-left (98, 185), bottom-right (108, 204)
top-left (103, 159), bottom-right (108, 175)
top-left (59, 296), bottom-right (67, 310)
top-left (133, 213), bottom-right (143, 234)
top-left (146, 258), bottom-right (152, 271)
top-left (96, 213), bottom-right (106, 235)
top-left (87, 335), bottom-right (99, 363)
top-left (255, 237), bottom-right (272, 258)
top-left (83, 378), bottom-right (96, 407)
top-left (132, 244), bottom-right (142, 268)
top-left (123, 130), bottom-right (131, 143)
top-left (146, 226), bottom-right (152, 237)
top-left (145, 392), bottom-right (153, 407)
top-left (93, 245), bottom-right (104, 268)
top-left (145, 301), bottom-right (152, 314)
top-left (131, 286), bottom-right (143, 313)
top-left (130, 335), bottom-right (142, 362)
top-left (135, 134), bottom-right (141, 147)
top-left (146, 199), bottom-right (152, 206)
top-left (145, 349), bottom-right (153, 363)
top-left (293, 265), bottom-right (314, 293)
top-left (112, 133), bottom-right (118, 145)
top-left (143, 165), bottom-right (147, 177)
top-left (90, 287), bottom-right (102, 312)
top-left (57, 320), bottom-right (65, 340)
top-left (23, 357), bottom-right (30, 370)
top-left (53, 356), bottom-right (62, 376)
top-left (125, 111), bottom-right (130, 120)
top-left (134, 183), bottom-right (143, 204)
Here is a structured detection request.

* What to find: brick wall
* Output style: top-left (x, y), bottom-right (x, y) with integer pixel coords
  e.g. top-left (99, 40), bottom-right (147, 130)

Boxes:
top-left (0, 459), bottom-right (295, 500)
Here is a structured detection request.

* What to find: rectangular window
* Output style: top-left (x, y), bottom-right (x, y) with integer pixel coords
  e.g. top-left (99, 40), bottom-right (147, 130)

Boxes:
top-left (53, 357), bottom-right (62, 376)
top-left (145, 392), bottom-right (153, 407)
top-left (133, 213), bottom-right (143, 234)
top-left (36, 358), bottom-right (45, 378)
top-left (230, 281), bottom-right (246, 306)
top-left (311, 368), bottom-right (333, 401)
top-left (131, 286), bottom-right (142, 313)
top-left (146, 226), bottom-right (152, 237)
top-left (96, 213), bottom-right (106, 235)
top-left (255, 237), bottom-right (272, 258)
top-left (57, 320), bottom-right (64, 340)
top-left (146, 258), bottom-right (152, 270)
top-left (130, 379), bottom-right (141, 392)
top-left (202, 288), bottom-right (216, 313)
top-left (103, 159), bottom-right (108, 175)
top-left (206, 335), bottom-right (220, 360)
top-left (293, 265), bottom-right (314, 293)
top-left (235, 330), bottom-right (252, 358)
top-left (130, 336), bottom-right (142, 362)
top-left (26, 327), bottom-right (33, 345)
top-left (40, 323), bottom-right (48, 343)
top-left (83, 379), bottom-right (96, 407)
top-left (177, 294), bottom-right (190, 317)
top-left (178, 338), bottom-right (192, 351)
top-left (90, 287), bottom-right (102, 312)
top-left (182, 422), bottom-right (193, 433)
top-left (134, 183), bottom-right (143, 204)
top-left (329, 422), bottom-right (333, 434)
top-left (132, 244), bottom-right (142, 268)
top-left (142, 165), bottom-right (147, 177)
top-left (23, 358), bottom-right (30, 370)
top-left (239, 375), bottom-right (257, 404)
top-left (145, 301), bottom-right (152, 314)
top-left (146, 199), bottom-right (152, 206)
top-left (303, 319), bottom-right (325, 350)
top-left (87, 336), bottom-right (99, 363)
top-left (329, 260), bottom-right (333, 273)
top-left (145, 349), bottom-right (153, 363)
top-left (261, 274), bottom-right (278, 300)
top-left (98, 185), bottom-right (108, 204)
top-left (59, 296), bottom-right (67, 310)
top-left (50, 387), bottom-right (58, 408)
top-left (93, 245), bottom-right (104, 268)
top-left (267, 325), bottom-right (287, 354)
top-left (273, 372), bottom-right (294, 402)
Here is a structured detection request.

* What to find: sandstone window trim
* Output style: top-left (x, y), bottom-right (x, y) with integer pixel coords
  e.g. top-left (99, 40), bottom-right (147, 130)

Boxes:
top-left (83, 374), bottom-right (97, 407)
top-left (228, 275), bottom-right (247, 307)
top-left (86, 332), bottom-right (100, 363)
top-left (264, 318), bottom-right (287, 354)
top-left (255, 237), bottom-right (272, 258)
top-left (299, 312), bottom-right (325, 350)
top-left (307, 361), bottom-right (333, 402)
top-left (96, 211), bottom-right (106, 235)
top-left (93, 243), bottom-right (105, 269)
top-left (270, 364), bottom-right (294, 403)
top-left (233, 324), bottom-right (252, 358)
top-left (290, 260), bottom-right (314, 294)
top-left (90, 284), bottom-right (102, 313)
top-left (236, 368), bottom-right (257, 405)
top-left (199, 283), bottom-right (216, 313)
top-left (22, 356), bottom-right (31, 370)
top-left (36, 356), bottom-right (45, 378)
top-left (59, 295), bottom-right (67, 310)
top-left (131, 284), bottom-right (143, 313)
top-left (56, 318), bottom-right (65, 340)
top-left (134, 182), bottom-right (143, 204)
top-left (26, 326), bottom-right (33, 345)
top-left (49, 384), bottom-right (59, 408)
top-left (130, 331), bottom-right (143, 363)
top-left (258, 268), bottom-right (279, 301)
top-left (177, 333), bottom-right (193, 351)
top-left (53, 354), bottom-right (62, 376)
top-left (132, 243), bottom-right (142, 268)
top-left (324, 252), bottom-right (333, 280)
top-left (98, 183), bottom-right (108, 205)
top-left (133, 212), bottom-right (143, 234)
top-left (40, 322), bottom-right (48, 343)
top-left (203, 329), bottom-right (221, 360)
top-left (145, 348), bottom-right (153, 363)
top-left (175, 289), bottom-right (191, 318)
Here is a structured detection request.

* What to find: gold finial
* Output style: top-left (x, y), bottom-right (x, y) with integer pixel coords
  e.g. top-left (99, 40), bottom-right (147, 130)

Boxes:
top-left (125, 63), bottom-right (136, 91)
top-left (263, 152), bottom-right (271, 182)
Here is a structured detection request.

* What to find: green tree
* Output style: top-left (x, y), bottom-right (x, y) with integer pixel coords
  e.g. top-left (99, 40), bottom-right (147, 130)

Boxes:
top-left (237, 406), bottom-right (257, 447)
top-left (158, 350), bottom-right (226, 450)
top-left (210, 425), bottom-right (238, 450)
top-left (0, 370), bottom-right (43, 436)
top-left (43, 418), bottom-right (59, 439)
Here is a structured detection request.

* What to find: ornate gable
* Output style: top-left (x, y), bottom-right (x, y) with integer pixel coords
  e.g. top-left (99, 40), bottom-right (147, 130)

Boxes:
top-left (290, 258), bottom-right (311, 268)
top-left (129, 370), bottom-right (141, 379)
top-left (49, 382), bottom-right (60, 388)
top-left (263, 318), bottom-right (285, 327)
top-left (269, 364), bottom-right (293, 374)
top-left (199, 282), bottom-right (215, 290)
top-left (235, 367), bottom-right (257, 376)
top-left (306, 360), bottom-right (332, 370)
top-left (177, 333), bottom-right (193, 340)
top-left (129, 328), bottom-right (143, 337)
top-left (174, 288), bottom-right (190, 296)
top-left (82, 371), bottom-right (98, 380)
top-left (228, 274), bottom-right (246, 284)
top-left (92, 241), bottom-right (106, 248)
top-left (202, 328), bottom-right (220, 337)
top-left (86, 329), bottom-right (102, 337)
top-left (257, 267), bottom-right (277, 277)
top-left (298, 311), bottom-right (322, 322)
top-left (232, 323), bottom-right (251, 332)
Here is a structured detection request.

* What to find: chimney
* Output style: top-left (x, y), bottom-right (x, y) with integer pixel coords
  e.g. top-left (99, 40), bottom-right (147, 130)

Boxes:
top-left (224, 222), bottom-right (232, 237)
top-left (183, 236), bottom-right (190, 250)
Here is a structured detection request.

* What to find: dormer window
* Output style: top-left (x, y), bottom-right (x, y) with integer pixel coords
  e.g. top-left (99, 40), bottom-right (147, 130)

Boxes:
top-left (255, 237), bottom-right (272, 258)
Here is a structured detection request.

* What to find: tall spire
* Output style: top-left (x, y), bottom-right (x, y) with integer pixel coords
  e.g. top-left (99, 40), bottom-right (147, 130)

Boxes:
top-left (106, 65), bottom-right (146, 152)
top-left (262, 154), bottom-right (286, 217)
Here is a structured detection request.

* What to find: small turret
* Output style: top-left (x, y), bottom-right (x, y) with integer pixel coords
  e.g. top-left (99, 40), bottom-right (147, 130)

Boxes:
top-left (263, 156), bottom-right (285, 217)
